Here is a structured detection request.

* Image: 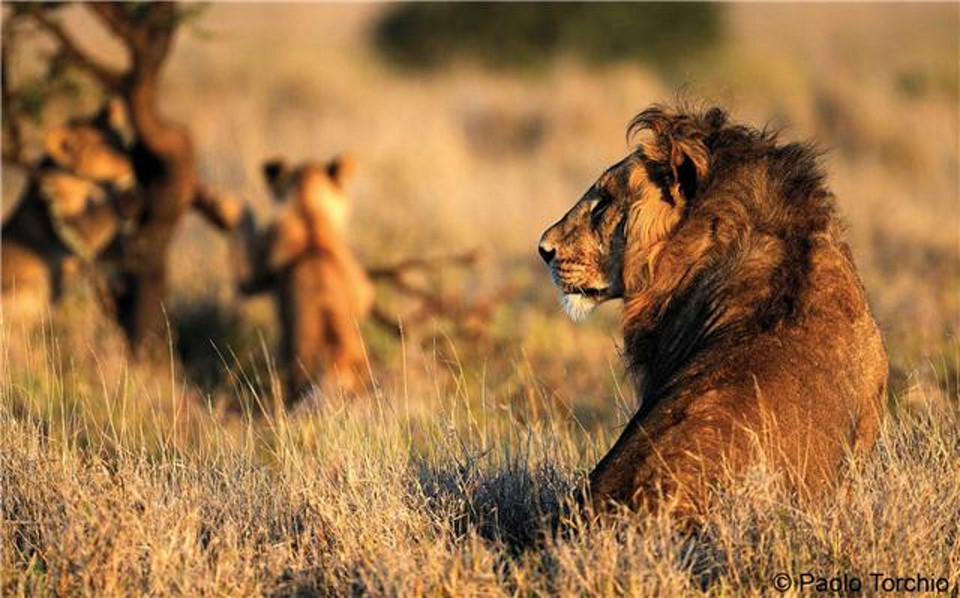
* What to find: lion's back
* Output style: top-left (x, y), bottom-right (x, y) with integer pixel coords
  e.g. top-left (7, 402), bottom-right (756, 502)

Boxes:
top-left (663, 238), bottom-right (887, 505)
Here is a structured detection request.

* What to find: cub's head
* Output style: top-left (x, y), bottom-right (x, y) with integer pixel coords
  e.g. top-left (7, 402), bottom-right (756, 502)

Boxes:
top-left (538, 105), bottom-right (722, 320)
top-left (44, 98), bottom-right (135, 191)
top-left (262, 154), bottom-right (356, 232)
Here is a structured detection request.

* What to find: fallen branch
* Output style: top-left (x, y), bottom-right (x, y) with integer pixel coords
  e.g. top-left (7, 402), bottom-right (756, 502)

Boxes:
top-left (366, 249), bottom-right (480, 280)
top-left (363, 248), bottom-right (508, 340)
top-left (367, 249), bottom-right (479, 322)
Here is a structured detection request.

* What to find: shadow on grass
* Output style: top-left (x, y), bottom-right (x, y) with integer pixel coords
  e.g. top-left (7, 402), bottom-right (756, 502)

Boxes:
top-left (413, 454), bottom-right (576, 552)
top-left (172, 299), bottom-right (278, 411)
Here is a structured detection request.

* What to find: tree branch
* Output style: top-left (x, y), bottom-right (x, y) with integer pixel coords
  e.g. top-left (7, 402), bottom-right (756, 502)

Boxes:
top-left (363, 248), bottom-right (495, 339)
top-left (191, 184), bottom-right (244, 231)
top-left (88, 3), bottom-right (176, 72)
top-left (28, 9), bottom-right (123, 90)
top-left (1, 20), bottom-right (26, 167)
top-left (366, 250), bottom-right (480, 280)
top-left (86, 3), bottom-right (141, 47)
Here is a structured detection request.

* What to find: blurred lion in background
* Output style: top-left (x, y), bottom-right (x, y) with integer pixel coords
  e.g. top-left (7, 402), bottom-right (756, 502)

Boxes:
top-left (2, 99), bottom-right (139, 325)
top-left (234, 154), bottom-right (373, 405)
top-left (538, 103), bottom-right (888, 519)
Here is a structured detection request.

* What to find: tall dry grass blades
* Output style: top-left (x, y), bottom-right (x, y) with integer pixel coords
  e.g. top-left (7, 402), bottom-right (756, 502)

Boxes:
top-left (1, 331), bottom-right (957, 595)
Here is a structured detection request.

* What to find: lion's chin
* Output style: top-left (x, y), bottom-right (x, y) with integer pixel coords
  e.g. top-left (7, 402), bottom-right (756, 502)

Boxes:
top-left (561, 293), bottom-right (599, 322)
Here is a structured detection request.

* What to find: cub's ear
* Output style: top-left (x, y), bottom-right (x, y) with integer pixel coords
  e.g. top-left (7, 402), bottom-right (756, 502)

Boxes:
top-left (87, 97), bottom-right (133, 146)
top-left (326, 153), bottom-right (356, 187)
top-left (262, 158), bottom-right (291, 200)
top-left (101, 97), bottom-right (134, 147)
top-left (45, 126), bottom-right (77, 167)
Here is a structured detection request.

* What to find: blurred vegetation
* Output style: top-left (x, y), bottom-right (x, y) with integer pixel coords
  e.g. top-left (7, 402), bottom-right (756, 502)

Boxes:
top-left (373, 3), bottom-right (725, 73)
top-left (173, 300), bottom-right (269, 395)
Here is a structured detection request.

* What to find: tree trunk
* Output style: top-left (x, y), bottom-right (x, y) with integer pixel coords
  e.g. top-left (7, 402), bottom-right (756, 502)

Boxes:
top-left (114, 66), bottom-right (198, 360)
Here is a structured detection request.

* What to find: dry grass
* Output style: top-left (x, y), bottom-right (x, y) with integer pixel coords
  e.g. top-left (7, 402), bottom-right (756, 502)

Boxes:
top-left (2, 3), bottom-right (959, 596)
top-left (2, 326), bottom-right (958, 596)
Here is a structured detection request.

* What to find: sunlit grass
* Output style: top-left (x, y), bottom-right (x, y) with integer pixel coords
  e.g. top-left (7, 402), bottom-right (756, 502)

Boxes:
top-left (1, 321), bottom-right (958, 596)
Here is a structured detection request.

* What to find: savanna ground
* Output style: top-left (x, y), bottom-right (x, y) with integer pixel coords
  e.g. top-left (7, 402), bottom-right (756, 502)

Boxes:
top-left (2, 4), bottom-right (959, 596)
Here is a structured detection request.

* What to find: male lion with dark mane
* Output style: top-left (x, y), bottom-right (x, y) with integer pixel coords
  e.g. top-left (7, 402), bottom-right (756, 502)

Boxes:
top-left (538, 104), bottom-right (888, 518)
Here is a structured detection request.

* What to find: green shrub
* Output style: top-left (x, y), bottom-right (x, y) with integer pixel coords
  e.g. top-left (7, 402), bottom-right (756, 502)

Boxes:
top-left (373, 3), bottom-right (725, 73)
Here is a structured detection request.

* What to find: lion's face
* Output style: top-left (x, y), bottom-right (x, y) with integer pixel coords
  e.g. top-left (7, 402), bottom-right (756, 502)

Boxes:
top-left (30, 101), bottom-right (139, 259)
top-left (263, 155), bottom-right (356, 233)
top-left (44, 122), bottom-right (134, 191)
top-left (538, 156), bottom-right (634, 320)
top-left (539, 148), bottom-right (693, 321)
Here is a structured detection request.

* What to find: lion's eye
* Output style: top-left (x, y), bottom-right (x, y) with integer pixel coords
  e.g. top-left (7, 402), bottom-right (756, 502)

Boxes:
top-left (590, 190), bottom-right (613, 228)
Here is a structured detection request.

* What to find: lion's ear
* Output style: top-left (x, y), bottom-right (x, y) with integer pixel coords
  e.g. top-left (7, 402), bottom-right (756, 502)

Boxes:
top-left (262, 158), bottom-right (291, 200)
top-left (669, 141), bottom-right (707, 204)
top-left (102, 97), bottom-right (134, 147)
top-left (88, 97), bottom-right (133, 146)
top-left (629, 105), bottom-right (717, 204)
top-left (326, 153), bottom-right (356, 188)
top-left (45, 126), bottom-right (77, 167)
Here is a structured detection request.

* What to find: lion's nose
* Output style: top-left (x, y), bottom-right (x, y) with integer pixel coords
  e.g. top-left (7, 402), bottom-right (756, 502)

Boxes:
top-left (538, 242), bottom-right (556, 265)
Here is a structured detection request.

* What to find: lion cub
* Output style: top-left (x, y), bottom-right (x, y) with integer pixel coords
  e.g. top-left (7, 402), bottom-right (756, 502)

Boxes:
top-left (235, 155), bottom-right (373, 404)
top-left (2, 100), bottom-right (137, 325)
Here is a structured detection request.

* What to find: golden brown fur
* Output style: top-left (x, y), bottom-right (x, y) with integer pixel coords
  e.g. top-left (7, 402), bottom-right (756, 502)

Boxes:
top-left (538, 104), bottom-right (888, 519)
top-left (236, 155), bottom-right (373, 404)
top-left (2, 101), bottom-right (137, 324)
